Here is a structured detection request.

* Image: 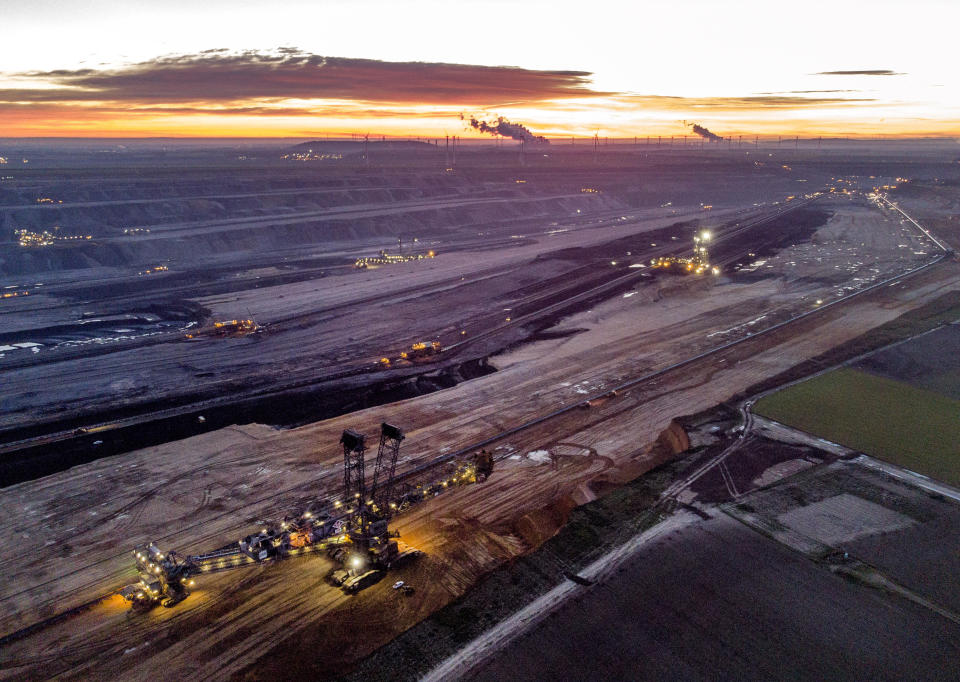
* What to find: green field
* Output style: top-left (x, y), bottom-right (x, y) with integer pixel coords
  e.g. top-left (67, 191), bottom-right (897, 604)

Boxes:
top-left (755, 367), bottom-right (960, 487)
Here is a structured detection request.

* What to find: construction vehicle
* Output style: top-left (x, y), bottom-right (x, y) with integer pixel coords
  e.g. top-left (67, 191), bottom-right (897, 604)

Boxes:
top-left (399, 341), bottom-right (441, 361)
top-left (473, 449), bottom-right (494, 482)
top-left (342, 569), bottom-right (385, 594)
top-left (120, 543), bottom-right (197, 609)
top-left (185, 318), bottom-right (258, 340)
top-left (392, 580), bottom-right (416, 596)
top-left (354, 249), bottom-right (435, 269)
top-left (239, 528), bottom-right (286, 561)
top-left (650, 231), bottom-right (720, 276)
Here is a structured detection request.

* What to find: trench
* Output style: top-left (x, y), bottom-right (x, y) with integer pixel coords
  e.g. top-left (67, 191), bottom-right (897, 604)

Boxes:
top-left (0, 357), bottom-right (496, 488)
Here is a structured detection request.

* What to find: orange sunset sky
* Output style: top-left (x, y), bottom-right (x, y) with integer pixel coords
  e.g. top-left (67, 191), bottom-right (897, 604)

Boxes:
top-left (1, 0), bottom-right (958, 139)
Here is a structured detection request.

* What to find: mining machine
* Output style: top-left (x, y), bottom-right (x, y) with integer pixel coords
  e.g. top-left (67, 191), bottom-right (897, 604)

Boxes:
top-left (332, 423), bottom-right (421, 590)
top-left (650, 230), bottom-right (720, 275)
top-left (399, 341), bottom-right (442, 362)
top-left (120, 543), bottom-right (197, 609)
top-left (473, 449), bottom-right (494, 482)
top-left (122, 421), bottom-right (498, 609)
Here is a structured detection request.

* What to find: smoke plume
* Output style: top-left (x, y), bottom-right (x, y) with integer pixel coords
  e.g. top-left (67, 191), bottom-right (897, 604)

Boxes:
top-left (461, 114), bottom-right (549, 144)
top-left (686, 121), bottom-right (723, 142)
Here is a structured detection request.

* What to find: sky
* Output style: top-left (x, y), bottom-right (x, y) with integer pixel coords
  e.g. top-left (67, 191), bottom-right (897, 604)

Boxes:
top-left (1, 0), bottom-right (958, 139)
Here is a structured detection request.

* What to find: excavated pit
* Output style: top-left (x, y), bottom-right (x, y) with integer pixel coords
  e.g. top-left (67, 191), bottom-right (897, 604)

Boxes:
top-left (0, 357), bottom-right (496, 487)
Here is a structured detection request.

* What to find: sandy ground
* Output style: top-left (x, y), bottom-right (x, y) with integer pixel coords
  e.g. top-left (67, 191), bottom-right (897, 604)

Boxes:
top-left (1, 206), bottom-right (957, 677)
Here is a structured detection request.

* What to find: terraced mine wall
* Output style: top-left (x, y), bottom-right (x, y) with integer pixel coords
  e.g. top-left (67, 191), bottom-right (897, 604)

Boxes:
top-left (0, 357), bottom-right (495, 487)
top-left (0, 186), bottom-right (625, 276)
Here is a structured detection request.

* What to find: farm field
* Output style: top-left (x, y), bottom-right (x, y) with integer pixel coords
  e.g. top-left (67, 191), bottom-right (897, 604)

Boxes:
top-left (755, 367), bottom-right (960, 486)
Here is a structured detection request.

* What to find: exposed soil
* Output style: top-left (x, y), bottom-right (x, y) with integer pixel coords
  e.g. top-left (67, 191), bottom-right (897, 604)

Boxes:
top-left (2, 143), bottom-right (959, 679)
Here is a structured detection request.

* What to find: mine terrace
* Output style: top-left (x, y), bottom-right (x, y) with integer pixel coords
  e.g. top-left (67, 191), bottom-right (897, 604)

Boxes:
top-left (1, 138), bottom-right (959, 679)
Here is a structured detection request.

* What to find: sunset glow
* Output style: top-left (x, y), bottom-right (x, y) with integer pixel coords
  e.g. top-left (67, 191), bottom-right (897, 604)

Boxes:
top-left (2, 0), bottom-right (958, 139)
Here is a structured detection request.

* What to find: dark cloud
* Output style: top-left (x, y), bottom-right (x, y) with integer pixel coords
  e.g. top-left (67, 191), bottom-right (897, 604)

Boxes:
top-left (0, 101), bottom-right (456, 119)
top-left (815, 70), bottom-right (903, 76)
top-left (1, 50), bottom-right (607, 106)
top-left (620, 94), bottom-right (876, 109)
top-left (757, 90), bottom-right (860, 94)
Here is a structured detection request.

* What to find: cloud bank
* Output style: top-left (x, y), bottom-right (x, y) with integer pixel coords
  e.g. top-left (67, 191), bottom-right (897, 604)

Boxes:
top-left (1, 49), bottom-right (606, 106)
top-left (815, 69), bottom-right (903, 76)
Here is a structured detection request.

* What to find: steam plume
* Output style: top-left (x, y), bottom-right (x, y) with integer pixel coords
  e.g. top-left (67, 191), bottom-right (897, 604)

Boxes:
top-left (461, 114), bottom-right (549, 144)
top-left (686, 121), bottom-right (723, 142)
